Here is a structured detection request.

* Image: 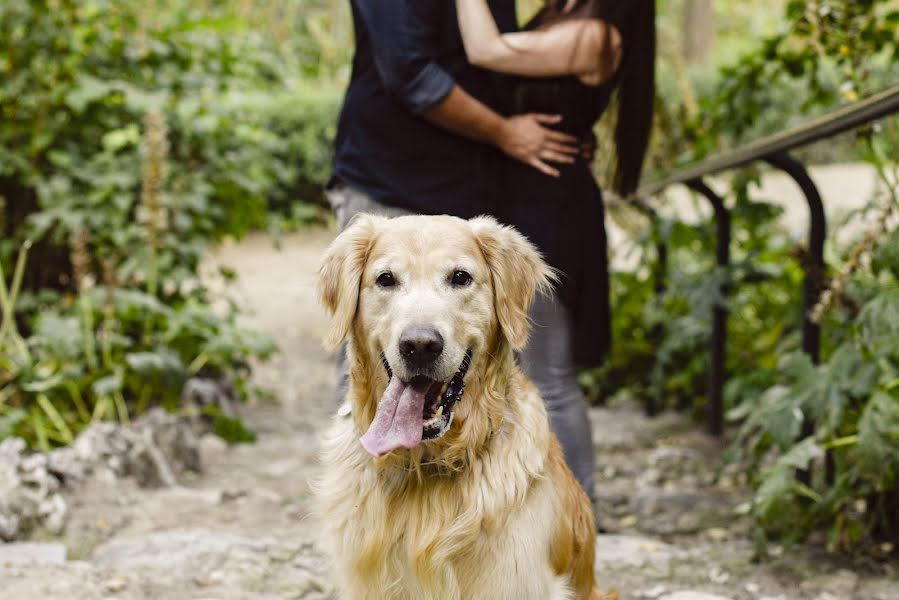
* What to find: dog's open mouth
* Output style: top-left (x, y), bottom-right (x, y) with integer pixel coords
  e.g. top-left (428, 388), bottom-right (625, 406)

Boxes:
top-left (359, 351), bottom-right (472, 458)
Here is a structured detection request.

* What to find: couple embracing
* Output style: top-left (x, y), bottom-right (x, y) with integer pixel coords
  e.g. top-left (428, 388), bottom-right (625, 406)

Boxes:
top-left (328, 0), bottom-right (656, 526)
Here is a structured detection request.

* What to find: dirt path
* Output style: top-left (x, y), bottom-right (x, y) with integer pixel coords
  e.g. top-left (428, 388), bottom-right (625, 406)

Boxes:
top-left (2, 221), bottom-right (897, 599)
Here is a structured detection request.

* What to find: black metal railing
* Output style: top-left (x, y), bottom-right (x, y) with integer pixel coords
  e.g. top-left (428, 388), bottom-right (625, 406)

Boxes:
top-left (634, 84), bottom-right (899, 438)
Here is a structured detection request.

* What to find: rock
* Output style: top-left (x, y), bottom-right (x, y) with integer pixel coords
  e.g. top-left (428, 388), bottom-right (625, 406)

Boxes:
top-left (0, 542), bottom-right (67, 565)
top-left (805, 569), bottom-right (858, 598)
top-left (38, 493), bottom-right (67, 534)
top-left (658, 593), bottom-right (734, 600)
top-left (638, 585), bottom-right (669, 598)
top-left (182, 376), bottom-right (238, 418)
top-left (199, 433), bottom-right (228, 460)
top-left (708, 565), bottom-right (730, 584)
top-left (129, 408), bottom-right (201, 487)
top-left (1, 409), bottom-right (204, 541)
top-left (45, 409), bottom-right (201, 491)
top-left (101, 575), bottom-right (129, 593)
top-left (92, 528), bottom-right (266, 579)
top-left (157, 486), bottom-right (225, 505)
top-left (0, 438), bottom-right (67, 541)
top-left (595, 534), bottom-right (683, 569)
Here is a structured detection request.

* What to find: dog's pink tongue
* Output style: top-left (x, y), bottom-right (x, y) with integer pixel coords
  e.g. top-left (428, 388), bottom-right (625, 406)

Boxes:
top-left (360, 377), bottom-right (426, 458)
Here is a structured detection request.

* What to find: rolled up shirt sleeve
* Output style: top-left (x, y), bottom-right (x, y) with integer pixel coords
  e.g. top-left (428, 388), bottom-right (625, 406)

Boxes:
top-left (353, 0), bottom-right (455, 115)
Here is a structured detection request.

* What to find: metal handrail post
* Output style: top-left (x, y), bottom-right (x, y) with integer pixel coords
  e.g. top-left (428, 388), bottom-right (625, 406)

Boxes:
top-left (686, 178), bottom-right (730, 436)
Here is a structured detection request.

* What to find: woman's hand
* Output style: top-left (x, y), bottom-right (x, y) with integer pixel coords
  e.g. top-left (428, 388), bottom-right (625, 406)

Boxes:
top-left (496, 114), bottom-right (579, 177)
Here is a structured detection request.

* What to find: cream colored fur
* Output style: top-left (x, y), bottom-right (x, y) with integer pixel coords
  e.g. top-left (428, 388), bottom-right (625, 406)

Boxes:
top-left (315, 215), bottom-right (611, 600)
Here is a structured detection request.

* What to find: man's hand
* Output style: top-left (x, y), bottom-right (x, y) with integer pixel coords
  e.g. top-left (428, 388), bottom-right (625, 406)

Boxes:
top-left (424, 86), bottom-right (579, 177)
top-left (496, 114), bottom-right (579, 177)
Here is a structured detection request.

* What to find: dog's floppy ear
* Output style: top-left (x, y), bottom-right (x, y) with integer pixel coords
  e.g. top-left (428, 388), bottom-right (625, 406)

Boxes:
top-left (470, 216), bottom-right (556, 350)
top-left (317, 214), bottom-right (383, 350)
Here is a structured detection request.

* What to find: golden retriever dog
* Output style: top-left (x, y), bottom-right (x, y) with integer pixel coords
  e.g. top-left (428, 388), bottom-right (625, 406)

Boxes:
top-left (315, 214), bottom-right (615, 600)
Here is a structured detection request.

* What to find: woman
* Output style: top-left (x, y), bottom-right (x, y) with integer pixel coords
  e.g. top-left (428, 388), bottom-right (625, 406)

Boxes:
top-left (456, 0), bottom-right (656, 525)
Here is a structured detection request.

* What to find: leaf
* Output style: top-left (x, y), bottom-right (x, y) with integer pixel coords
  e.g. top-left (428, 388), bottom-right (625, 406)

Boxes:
top-left (92, 371), bottom-right (124, 397)
top-left (0, 408), bottom-right (26, 441)
top-left (856, 390), bottom-right (899, 473)
top-left (125, 350), bottom-right (186, 378)
top-left (777, 437), bottom-right (823, 470)
top-left (101, 124), bottom-right (141, 152)
top-left (212, 414), bottom-right (256, 444)
top-left (858, 290), bottom-right (899, 358)
top-left (760, 385), bottom-right (803, 451)
top-left (65, 75), bottom-right (113, 113)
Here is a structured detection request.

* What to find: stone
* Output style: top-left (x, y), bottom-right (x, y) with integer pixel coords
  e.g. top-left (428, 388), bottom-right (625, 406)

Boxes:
top-left (708, 565), bottom-right (730, 584)
top-left (809, 569), bottom-right (859, 597)
top-left (658, 593), bottom-right (734, 600)
top-left (595, 534), bottom-right (683, 569)
top-left (0, 437), bottom-right (68, 542)
top-left (92, 528), bottom-right (265, 579)
top-left (128, 408), bottom-right (201, 487)
top-left (199, 433), bottom-right (228, 459)
top-left (102, 575), bottom-right (129, 593)
top-left (0, 408), bottom-right (205, 541)
top-left (0, 542), bottom-right (67, 565)
top-left (639, 585), bottom-right (669, 598)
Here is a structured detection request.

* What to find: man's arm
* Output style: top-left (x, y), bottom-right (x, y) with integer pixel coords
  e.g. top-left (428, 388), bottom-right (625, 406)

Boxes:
top-left (425, 86), bottom-right (578, 177)
top-left (353, 0), bottom-right (578, 175)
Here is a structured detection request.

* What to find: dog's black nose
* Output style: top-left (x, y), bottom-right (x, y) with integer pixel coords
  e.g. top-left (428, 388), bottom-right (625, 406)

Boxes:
top-left (399, 326), bottom-right (444, 368)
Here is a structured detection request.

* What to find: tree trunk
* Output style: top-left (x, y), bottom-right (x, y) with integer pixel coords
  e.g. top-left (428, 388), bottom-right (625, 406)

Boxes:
top-left (682, 0), bottom-right (716, 65)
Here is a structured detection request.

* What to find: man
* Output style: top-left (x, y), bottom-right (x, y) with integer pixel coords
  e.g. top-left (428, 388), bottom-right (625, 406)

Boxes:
top-left (327, 0), bottom-right (579, 232)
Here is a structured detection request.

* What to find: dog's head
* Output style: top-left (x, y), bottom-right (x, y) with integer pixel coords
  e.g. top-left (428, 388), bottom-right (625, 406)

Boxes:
top-left (318, 214), bottom-right (554, 461)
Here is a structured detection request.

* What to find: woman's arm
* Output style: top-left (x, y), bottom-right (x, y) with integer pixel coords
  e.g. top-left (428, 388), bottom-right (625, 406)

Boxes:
top-left (456, 0), bottom-right (621, 79)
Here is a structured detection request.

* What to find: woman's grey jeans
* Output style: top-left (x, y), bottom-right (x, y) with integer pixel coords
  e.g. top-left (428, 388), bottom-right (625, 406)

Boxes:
top-left (326, 184), bottom-right (597, 504)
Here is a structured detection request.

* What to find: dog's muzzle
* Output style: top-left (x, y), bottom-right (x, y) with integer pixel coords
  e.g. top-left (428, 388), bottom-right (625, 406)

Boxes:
top-left (359, 350), bottom-right (472, 458)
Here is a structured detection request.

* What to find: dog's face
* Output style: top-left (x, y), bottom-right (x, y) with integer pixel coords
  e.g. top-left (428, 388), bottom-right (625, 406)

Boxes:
top-left (319, 215), bottom-right (553, 459)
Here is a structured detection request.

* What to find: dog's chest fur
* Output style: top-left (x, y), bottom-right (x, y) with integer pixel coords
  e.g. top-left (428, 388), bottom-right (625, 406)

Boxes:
top-left (316, 383), bottom-right (573, 600)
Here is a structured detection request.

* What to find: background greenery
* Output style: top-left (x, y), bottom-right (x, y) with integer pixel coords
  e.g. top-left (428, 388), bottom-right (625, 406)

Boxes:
top-left (1, 0), bottom-right (896, 552)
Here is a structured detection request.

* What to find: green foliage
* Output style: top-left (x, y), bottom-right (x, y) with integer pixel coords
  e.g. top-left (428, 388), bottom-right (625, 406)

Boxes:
top-left (591, 192), bottom-right (803, 416)
top-left (212, 413), bottom-right (258, 445)
top-left (598, 0), bottom-right (899, 551)
top-left (0, 0), bottom-right (330, 446)
top-left (728, 249), bottom-right (899, 551)
top-left (647, 0), bottom-right (899, 176)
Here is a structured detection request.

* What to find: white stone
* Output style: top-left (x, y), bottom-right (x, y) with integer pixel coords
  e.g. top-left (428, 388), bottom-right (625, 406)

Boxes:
top-left (92, 528), bottom-right (262, 579)
top-left (659, 593), bottom-right (734, 600)
top-left (0, 542), bottom-right (67, 565)
top-left (595, 534), bottom-right (683, 569)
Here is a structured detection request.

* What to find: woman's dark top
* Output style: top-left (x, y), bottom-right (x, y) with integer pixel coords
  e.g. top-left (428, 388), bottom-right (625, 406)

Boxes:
top-left (497, 12), bottom-right (619, 368)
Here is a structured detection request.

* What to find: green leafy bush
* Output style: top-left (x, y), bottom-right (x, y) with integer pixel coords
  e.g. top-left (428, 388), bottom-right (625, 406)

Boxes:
top-left (0, 1), bottom-right (342, 446)
top-left (728, 229), bottom-right (899, 551)
top-left (595, 0), bottom-right (899, 551)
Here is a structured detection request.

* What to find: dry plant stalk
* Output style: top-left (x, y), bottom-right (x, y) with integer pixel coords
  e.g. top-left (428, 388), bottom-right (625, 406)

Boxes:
top-left (810, 198), bottom-right (895, 323)
top-left (100, 256), bottom-right (117, 321)
top-left (68, 227), bottom-right (92, 293)
top-left (141, 110), bottom-right (169, 251)
top-left (140, 110), bottom-right (170, 298)
top-left (68, 227), bottom-right (98, 370)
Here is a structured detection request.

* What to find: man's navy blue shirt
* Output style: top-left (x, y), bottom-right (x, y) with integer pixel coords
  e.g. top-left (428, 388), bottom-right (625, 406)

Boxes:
top-left (331, 0), bottom-right (517, 218)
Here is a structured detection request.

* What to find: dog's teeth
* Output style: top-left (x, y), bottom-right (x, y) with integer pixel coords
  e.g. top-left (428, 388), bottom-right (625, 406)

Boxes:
top-left (436, 405), bottom-right (443, 417)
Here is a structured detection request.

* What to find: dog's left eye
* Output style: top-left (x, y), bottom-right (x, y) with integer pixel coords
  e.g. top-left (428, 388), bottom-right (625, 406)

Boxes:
top-left (376, 272), bottom-right (397, 288)
top-left (450, 270), bottom-right (473, 287)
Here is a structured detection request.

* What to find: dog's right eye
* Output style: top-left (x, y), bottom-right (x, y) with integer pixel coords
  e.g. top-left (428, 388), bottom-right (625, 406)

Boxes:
top-left (376, 272), bottom-right (397, 288)
top-left (450, 270), bottom-right (473, 287)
